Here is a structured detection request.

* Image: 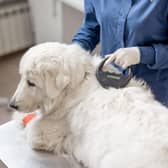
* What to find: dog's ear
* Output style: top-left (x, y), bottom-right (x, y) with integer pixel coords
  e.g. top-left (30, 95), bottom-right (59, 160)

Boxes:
top-left (56, 72), bottom-right (70, 90)
top-left (39, 62), bottom-right (70, 99)
top-left (44, 69), bottom-right (58, 98)
top-left (55, 60), bottom-right (71, 91)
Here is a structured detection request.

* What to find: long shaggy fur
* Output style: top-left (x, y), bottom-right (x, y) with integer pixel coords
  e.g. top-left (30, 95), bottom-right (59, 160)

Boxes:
top-left (11, 42), bottom-right (168, 168)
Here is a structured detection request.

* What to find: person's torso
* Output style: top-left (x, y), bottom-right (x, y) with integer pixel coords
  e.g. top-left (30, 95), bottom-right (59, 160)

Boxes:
top-left (91, 0), bottom-right (168, 106)
top-left (91, 0), bottom-right (168, 54)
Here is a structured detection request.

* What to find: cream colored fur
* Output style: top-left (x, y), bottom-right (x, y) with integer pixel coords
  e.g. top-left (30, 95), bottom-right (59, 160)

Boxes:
top-left (11, 42), bottom-right (168, 168)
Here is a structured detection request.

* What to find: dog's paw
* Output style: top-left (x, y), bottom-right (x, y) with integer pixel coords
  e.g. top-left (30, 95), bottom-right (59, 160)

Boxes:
top-left (26, 126), bottom-right (52, 152)
top-left (29, 140), bottom-right (46, 150)
top-left (27, 136), bottom-right (52, 152)
top-left (53, 141), bottom-right (65, 155)
top-left (26, 131), bottom-right (65, 153)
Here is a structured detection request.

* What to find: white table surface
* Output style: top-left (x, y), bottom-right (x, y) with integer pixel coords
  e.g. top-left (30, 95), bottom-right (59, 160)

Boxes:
top-left (0, 121), bottom-right (79, 168)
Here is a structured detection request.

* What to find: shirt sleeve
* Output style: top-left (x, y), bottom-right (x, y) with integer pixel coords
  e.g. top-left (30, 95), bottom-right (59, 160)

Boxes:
top-left (72, 0), bottom-right (100, 52)
top-left (139, 44), bottom-right (168, 70)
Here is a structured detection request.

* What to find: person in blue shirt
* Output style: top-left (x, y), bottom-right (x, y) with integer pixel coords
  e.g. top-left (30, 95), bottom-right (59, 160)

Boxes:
top-left (72, 0), bottom-right (168, 107)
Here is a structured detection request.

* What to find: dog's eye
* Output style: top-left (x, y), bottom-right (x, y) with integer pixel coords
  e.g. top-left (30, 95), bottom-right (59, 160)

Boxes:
top-left (27, 80), bottom-right (36, 87)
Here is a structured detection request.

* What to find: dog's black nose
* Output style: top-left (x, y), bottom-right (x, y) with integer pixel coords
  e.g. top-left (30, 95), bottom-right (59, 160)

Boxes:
top-left (9, 101), bottom-right (18, 110)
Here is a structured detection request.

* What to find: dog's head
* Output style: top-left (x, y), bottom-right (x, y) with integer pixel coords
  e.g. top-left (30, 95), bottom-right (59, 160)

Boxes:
top-left (9, 43), bottom-right (92, 114)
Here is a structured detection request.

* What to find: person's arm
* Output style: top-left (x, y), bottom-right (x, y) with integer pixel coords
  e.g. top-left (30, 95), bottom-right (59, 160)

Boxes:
top-left (139, 44), bottom-right (168, 69)
top-left (104, 44), bottom-right (168, 70)
top-left (72, 0), bottom-right (100, 52)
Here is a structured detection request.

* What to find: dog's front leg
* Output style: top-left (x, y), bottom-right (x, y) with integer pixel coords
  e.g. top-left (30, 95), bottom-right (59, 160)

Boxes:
top-left (25, 117), bottom-right (68, 154)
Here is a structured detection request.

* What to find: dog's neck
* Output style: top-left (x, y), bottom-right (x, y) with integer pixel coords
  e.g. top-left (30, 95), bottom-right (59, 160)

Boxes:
top-left (63, 71), bottom-right (100, 111)
top-left (62, 57), bottom-right (101, 112)
top-left (39, 56), bottom-right (100, 119)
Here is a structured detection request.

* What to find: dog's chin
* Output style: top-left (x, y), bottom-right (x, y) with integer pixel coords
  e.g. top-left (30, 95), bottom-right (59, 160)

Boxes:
top-left (17, 110), bottom-right (34, 114)
top-left (17, 106), bottom-right (39, 114)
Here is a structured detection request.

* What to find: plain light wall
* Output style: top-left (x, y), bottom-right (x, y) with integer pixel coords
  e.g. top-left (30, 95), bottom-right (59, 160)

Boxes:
top-left (28, 0), bottom-right (63, 43)
top-left (62, 3), bottom-right (83, 43)
top-left (62, 3), bottom-right (100, 54)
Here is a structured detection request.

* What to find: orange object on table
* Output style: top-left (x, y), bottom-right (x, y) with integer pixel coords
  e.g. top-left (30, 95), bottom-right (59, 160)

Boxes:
top-left (22, 113), bottom-right (36, 125)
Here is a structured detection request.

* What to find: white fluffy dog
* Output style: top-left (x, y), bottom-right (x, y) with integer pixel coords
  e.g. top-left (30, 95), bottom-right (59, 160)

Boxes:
top-left (10, 42), bottom-right (168, 168)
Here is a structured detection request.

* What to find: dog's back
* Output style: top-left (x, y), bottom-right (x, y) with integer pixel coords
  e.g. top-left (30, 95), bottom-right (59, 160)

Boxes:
top-left (66, 77), bottom-right (168, 168)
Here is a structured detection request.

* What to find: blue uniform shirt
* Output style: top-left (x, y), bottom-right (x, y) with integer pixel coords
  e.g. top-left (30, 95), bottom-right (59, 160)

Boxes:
top-left (72, 0), bottom-right (168, 106)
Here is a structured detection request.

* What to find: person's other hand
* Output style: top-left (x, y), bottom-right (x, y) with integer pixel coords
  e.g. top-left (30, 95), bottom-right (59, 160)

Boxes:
top-left (104, 47), bottom-right (140, 69)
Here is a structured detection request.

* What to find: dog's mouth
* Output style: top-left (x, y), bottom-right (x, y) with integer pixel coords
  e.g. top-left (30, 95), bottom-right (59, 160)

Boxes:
top-left (18, 110), bottom-right (35, 113)
top-left (13, 105), bottom-right (40, 114)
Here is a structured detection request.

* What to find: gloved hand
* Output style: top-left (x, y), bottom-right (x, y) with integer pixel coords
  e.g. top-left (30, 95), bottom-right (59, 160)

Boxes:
top-left (104, 47), bottom-right (140, 69)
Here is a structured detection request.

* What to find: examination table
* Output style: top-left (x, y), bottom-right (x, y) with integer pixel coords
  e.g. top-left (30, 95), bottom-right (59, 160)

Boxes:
top-left (0, 121), bottom-right (80, 168)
